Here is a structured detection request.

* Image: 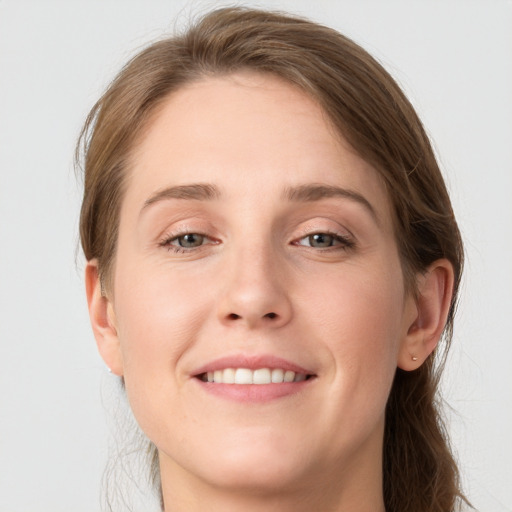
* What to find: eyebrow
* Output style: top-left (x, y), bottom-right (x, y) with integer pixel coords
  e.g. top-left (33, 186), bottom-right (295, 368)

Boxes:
top-left (283, 184), bottom-right (378, 223)
top-left (141, 182), bottom-right (378, 223)
top-left (142, 183), bottom-right (220, 211)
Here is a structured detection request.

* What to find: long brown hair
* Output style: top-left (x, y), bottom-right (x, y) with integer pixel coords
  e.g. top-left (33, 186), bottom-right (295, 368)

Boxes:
top-left (77, 7), bottom-right (466, 511)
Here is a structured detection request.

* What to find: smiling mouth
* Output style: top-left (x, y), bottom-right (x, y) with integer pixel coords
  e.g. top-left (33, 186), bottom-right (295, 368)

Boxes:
top-left (197, 368), bottom-right (314, 384)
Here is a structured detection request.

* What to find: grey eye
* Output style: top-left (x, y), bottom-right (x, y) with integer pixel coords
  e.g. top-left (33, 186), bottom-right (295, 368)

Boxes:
top-left (175, 233), bottom-right (205, 248)
top-left (307, 233), bottom-right (335, 248)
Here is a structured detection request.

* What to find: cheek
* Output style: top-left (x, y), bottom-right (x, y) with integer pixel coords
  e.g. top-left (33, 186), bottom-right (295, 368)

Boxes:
top-left (300, 269), bottom-right (404, 459)
top-left (115, 265), bottom-right (209, 355)
top-left (112, 262), bottom-right (212, 417)
top-left (302, 260), bottom-right (405, 397)
top-left (306, 260), bottom-right (405, 342)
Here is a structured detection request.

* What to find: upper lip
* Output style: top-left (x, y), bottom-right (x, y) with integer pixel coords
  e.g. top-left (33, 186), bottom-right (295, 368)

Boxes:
top-left (192, 354), bottom-right (315, 377)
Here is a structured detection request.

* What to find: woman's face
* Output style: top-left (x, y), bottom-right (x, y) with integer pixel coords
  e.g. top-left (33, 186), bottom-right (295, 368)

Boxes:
top-left (101, 73), bottom-right (419, 496)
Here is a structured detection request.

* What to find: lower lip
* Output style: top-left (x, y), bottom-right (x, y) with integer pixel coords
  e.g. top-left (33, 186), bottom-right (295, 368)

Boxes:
top-left (194, 379), bottom-right (314, 403)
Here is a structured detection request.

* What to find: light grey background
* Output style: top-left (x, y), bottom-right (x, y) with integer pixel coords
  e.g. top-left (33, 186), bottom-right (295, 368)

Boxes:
top-left (1, 1), bottom-right (511, 511)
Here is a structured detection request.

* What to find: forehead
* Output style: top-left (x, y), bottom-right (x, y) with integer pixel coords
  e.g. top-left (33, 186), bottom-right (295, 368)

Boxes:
top-left (125, 72), bottom-right (390, 220)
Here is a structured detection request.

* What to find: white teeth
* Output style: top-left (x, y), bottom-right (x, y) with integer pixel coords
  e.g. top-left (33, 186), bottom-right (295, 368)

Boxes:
top-left (271, 368), bottom-right (284, 383)
top-left (284, 370), bottom-right (295, 383)
top-left (253, 368), bottom-right (271, 384)
top-left (223, 368), bottom-right (235, 384)
top-left (235, 368), bottom-right (253, 384)
top-left (203, 368), bottom-right (309, 384)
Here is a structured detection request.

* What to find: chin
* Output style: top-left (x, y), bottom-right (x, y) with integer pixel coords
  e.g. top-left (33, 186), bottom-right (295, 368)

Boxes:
top-left (160, 428), bottom-right (315, 494)
top-left (201, 452), bottom-right (309, 493)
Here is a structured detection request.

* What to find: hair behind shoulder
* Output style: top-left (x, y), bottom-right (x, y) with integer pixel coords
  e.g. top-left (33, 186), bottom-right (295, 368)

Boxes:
top-left (78, 7), bottom-right (467, 511)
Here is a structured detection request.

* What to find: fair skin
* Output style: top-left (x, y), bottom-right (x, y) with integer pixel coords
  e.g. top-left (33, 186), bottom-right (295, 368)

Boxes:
top-left (86, 73), bottom-right (454, 512)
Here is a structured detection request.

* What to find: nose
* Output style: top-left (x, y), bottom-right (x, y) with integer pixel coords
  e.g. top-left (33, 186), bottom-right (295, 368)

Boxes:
top-left (216, 245), bottom-right (293, 330)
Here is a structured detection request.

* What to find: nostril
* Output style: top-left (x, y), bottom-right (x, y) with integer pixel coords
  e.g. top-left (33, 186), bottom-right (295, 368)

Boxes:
top-left (224, 311), bottom-right (279, 322)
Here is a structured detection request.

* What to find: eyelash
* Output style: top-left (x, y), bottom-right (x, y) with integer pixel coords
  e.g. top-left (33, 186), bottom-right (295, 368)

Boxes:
top-left (293, 231), bottom-right (355, 251)
top-left (158, 231), bottom-right (214, 254)
top-left (158, 230), bottom-right (355, 254)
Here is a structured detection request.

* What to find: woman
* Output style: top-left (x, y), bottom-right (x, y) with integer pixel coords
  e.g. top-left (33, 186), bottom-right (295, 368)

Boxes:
top-left (78, 7), bottom-right (466, 512)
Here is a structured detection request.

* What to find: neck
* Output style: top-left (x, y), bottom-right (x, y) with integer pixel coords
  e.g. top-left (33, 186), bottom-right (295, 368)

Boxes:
top-left (162, 483), bottom-right (384, 512)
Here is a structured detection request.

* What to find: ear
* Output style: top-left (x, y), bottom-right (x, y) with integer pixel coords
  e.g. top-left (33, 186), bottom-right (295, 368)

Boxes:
top-left (85, 261), bottom-right (124, 376)
top-left (398, 259), bottom-right (455, 371)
